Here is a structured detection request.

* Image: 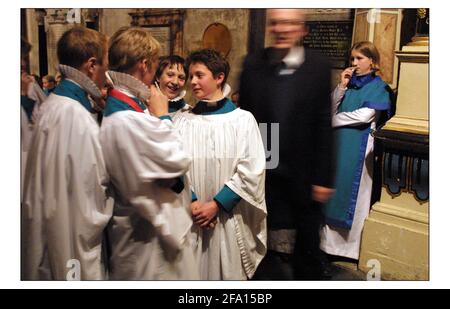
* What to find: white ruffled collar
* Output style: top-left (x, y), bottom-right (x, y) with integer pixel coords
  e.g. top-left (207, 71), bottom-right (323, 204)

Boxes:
top-left (106, 71), bottom-right (151, 102)
top-left (169, 89), bottom-right (186, 102)
top-left (199, 83), bottom-right (232, 106)
top-left (58, 64), bottom-right (102, 99)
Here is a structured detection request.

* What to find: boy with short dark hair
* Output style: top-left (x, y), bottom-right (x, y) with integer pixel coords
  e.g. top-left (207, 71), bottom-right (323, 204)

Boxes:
top-left (175, 49), bottom-right (267, 279)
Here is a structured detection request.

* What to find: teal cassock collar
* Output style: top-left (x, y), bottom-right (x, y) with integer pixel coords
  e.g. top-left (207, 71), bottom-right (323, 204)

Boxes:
top-left (169, 99), bottom-right (186, 113)
top-left (192, 98), bottom-right (236, 115)
top-left (53, 79), bottom-right (95, 113)
top-left (104, 92), bottom-right (147, 117)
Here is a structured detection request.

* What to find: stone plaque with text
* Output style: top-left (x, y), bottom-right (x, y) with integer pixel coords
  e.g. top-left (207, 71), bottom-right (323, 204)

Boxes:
top-left (303, 21), bottom-right (354, 69)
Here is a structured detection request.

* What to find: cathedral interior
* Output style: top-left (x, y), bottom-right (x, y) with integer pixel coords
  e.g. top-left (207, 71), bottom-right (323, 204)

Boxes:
top-left (20, 8), bottom-right (429, 281)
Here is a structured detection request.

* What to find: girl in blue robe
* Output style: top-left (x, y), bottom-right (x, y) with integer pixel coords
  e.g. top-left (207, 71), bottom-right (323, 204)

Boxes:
top-left (320, 41), bottom-right (392, 260)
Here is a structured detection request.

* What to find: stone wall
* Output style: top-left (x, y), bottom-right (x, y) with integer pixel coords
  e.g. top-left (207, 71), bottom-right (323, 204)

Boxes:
top-left (183, 9), bottom-right (250, 104)
top-left (99, 9), bottom-right (132, 38)
top-left (98, 8), bottom-right (250, 105)
top-left (353, 9), bottom-right (403, 89)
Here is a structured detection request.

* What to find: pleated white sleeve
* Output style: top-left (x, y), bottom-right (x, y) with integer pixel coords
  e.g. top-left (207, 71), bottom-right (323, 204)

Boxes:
top-left (28, 79), bottom-right (48, 124)
top-left (331, 84), bottom-right (347, 115)
top-left (224, 113), bottom-right (266, 208)
top-left (332, 108), bottom-right (376, 127)
top-left (224, 112), bottom-right (268, 279)
top-left (100, 111), bottom-right (192, 252)
top-left (21, 108), bottom-right (32, 201)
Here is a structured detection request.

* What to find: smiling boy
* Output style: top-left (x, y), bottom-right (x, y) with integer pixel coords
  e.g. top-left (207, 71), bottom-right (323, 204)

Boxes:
top-left (174, 49), bottom-right (267, 280)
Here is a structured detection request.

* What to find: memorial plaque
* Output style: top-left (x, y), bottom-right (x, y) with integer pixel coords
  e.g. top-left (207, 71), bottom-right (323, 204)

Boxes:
top-left (145, 26), bottom-right (171, 56)
top-left (202, 23), bottom-right (232, 57)
top-left (130, 9), bottom-right (185, 56)
top-left (303, 21), bottom-right (354, 69)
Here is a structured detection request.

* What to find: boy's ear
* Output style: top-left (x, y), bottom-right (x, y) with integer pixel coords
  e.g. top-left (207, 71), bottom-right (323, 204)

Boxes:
top-left (138, 58), bottom-right (149, 73)
top-left (82, 57), bottom-right (98, 77)
top-left (87, 57), bottom-right (97, 70)
top-left (215, 72), bottom-right (225, 87)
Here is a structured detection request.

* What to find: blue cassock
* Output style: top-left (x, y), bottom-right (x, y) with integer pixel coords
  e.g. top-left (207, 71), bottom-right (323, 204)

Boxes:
top-left (323, 73), bottom-right (391, 229)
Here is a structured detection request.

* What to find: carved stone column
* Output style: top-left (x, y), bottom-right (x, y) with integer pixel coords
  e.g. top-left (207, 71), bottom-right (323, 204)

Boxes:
top-left (45, 9), bottom-right (73, 75)
top-left (24, 9), bottom-right (43, 75)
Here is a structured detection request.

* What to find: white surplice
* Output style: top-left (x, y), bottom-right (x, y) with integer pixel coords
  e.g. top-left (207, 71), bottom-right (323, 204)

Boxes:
top-left (175, 107), bottom-right (267, 280)
top-left (100, 71), bottom-right (200, 280)
top-left (21, 107), bottom-right (32, 199)
top-left (21, 78), bottom-right (47, 201)
top-left (21, 74), bottom-right (112, 280)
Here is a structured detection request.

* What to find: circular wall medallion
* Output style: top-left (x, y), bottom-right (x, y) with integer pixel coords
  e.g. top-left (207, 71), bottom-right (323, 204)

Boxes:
top-left (202, 23), bottom-right (232, 57)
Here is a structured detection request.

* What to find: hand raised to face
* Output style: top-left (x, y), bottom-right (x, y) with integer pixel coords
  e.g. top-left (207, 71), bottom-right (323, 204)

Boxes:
top-left (146, 83), bottom-right (168, 117)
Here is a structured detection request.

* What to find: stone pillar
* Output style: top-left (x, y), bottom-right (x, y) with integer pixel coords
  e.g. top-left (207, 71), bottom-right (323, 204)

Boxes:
top-left (45, 9), bottom-right (74, 76)
top-left (26, 9), bottom-right (41, 76)
top-left (353, 9), bottom-right (403, 89)
top-left (358, 9), bottom-right (429, 280)
top-left (23, 9), bottom-right (97, 76)
top-left (383, 9), bottom-right (429, 134)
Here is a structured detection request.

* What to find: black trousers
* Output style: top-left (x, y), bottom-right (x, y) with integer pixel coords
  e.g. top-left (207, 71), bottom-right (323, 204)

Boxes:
top-left (253, 202), bottom-right (325, 280)
top-left (292, 201), bottom-right (324, 280)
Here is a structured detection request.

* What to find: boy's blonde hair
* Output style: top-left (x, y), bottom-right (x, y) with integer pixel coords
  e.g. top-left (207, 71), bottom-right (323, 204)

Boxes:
top-left (57, 26), bottom-right (108, 69)
top-left (108, 27), bottom-right (161, 72)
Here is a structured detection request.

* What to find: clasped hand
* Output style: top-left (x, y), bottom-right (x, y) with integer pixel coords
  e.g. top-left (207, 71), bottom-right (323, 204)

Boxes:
top-left (191, 200), bottom-right (219, 229)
